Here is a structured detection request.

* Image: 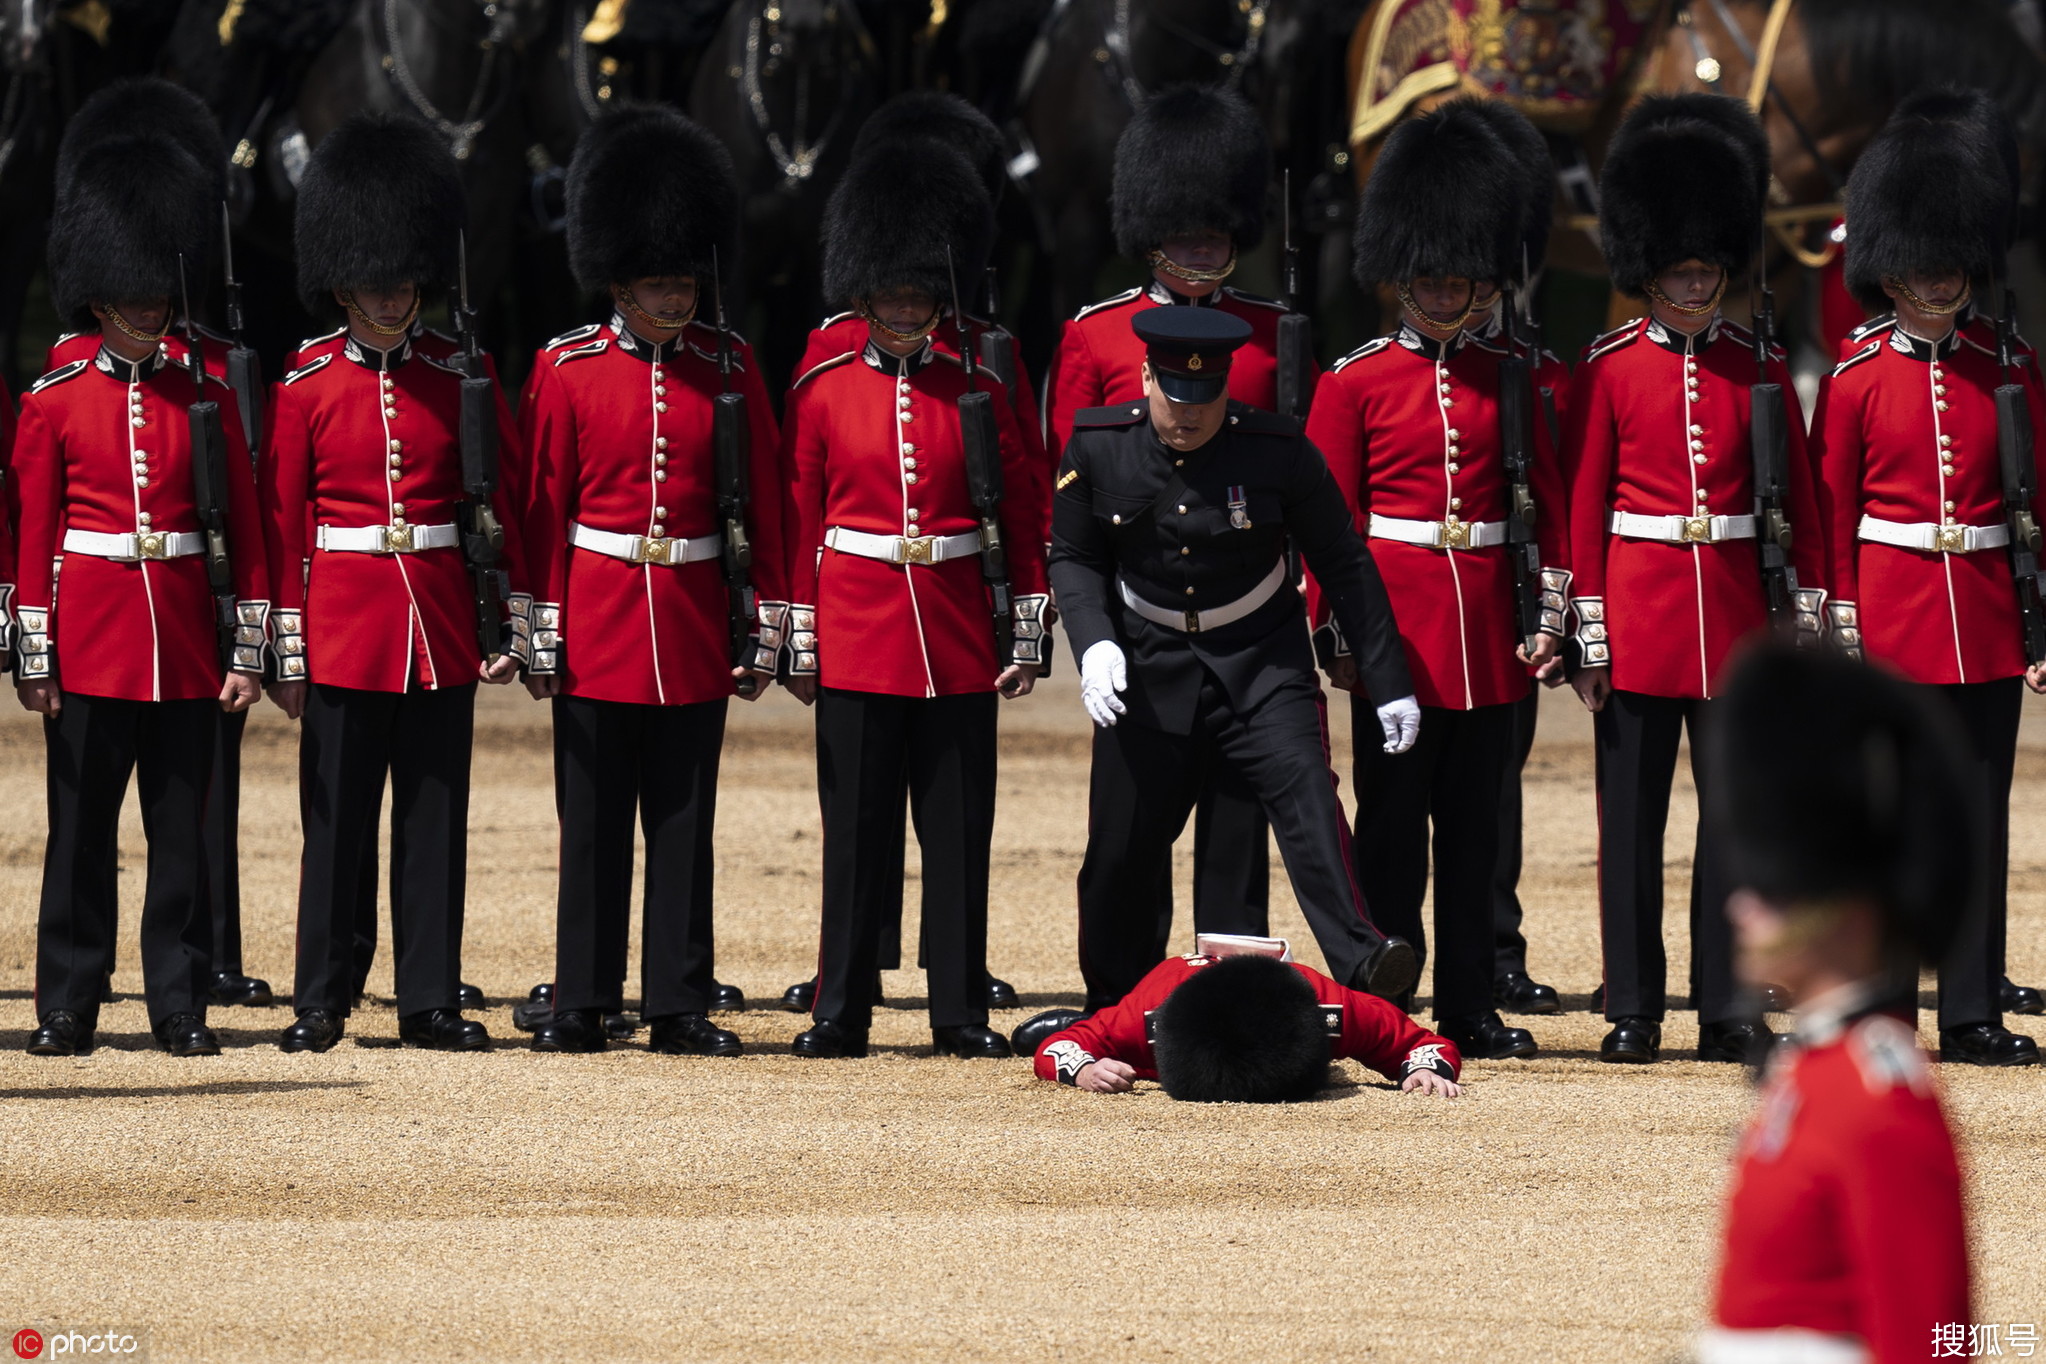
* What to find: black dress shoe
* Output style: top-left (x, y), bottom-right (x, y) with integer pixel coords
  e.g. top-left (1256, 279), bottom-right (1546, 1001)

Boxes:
top-left (779, 978), bottom-right (817, 1013)
top-left (648, 1013), bottom-right (743, 1056)
top-left (1600, 1016), bottom-right (1661, 1064)
top-left (710, 981), bottom-right (746, 1013)
top-left (531, 1008), bottom-right (608, 1053)
top-left (527, 982), bottom-right (554, 1004)
top-left (1590, 983), bottom-right (1605, 1013)
top-left (1493, 972), bottom-right (1562, 1015)
top-left (985, 975), bottom-right (1019, 1009)
top-left (26, 1010), bottom-right (94, 1056)
top-left (1756, 983), bottom-right (1792, 1012)
top-left (1698, 1019), bottom-right (1773, 1064)
top-left (154, 1013), bottom-right (221, 1057)
top-left (1010, 1008), bottom-right (1086, 1057)
top-left (603, 1012), bottom-right (637, 1039)
top-left (932, 1023), bottom-right (1012, 1059)
top-left (209, 972), bottom-right (275, 1008)
top-left (512, 999), bottom-right (554, 1032)
top-left (280, 1010), bottom-right (345, 1053)
top-left (1437, 1010), bottom-right (1538, 1060)
top-left (2001, 976), bottom-right (2045, 1016)
top-left (791, 1019), bottom-right (868, 1058)
top-left (457, 982), bottom-right (485, 1009)
top-left (1353, 937), bottom-right (1420, 1000)
top-left (398, 1009), bottom-right (490, 1052)
top-left (1940, 1022), bottom-right (2041, 1066)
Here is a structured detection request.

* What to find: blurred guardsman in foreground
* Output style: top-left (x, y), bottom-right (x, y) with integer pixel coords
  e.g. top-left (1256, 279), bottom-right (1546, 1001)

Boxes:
top-left (1701, 647), bottom-right (1971, 1363)
top-left (16, 84), bottom-right (270, 1057)
top-left (1026, 939), bottom-right (1460, 1100)
top-left (262, 113), bottom-right (530, 1054)
top-left (516, 104), bottom-right (786, 1057)
top-left (1813, 88), bottom-right (2045, 1067)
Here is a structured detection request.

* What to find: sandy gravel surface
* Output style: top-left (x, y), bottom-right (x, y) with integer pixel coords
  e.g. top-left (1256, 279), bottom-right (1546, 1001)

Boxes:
top-left (0, 676), bottom-right (2040, 1362)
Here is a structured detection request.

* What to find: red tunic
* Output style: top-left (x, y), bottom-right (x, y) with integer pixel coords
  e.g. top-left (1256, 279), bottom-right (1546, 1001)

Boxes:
top-left (11, 345), bottom-right (269, 700)
top-left (1031, 953), bottom-right (1462, 1086)
top-left (1709, 1004), bottom-right (1969, 1364)
top-left (260, 331), bottom-right (530, 693)
top-left (782, 339), bottom-right (1049, 698)
top-left (1, 374), bottom-right (15, 632)
top-left (1564, 316), bottom-right (1826, 698)
top-left (1303, 325), bottom-right (1571, 710)
top-left (518, 317), bottom-right (788, 705)
top-left (1811, 321), bottom-right (2046, 685)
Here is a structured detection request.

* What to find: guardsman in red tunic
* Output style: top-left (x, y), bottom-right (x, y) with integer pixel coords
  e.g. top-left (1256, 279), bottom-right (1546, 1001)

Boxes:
top-left (16, 100), bottom-right (269, 1058)
top-left (1026, 944), bottom-right (1461, 1101)
top-left (780, 142), bottom-right (1049, 1060)
top-left (515, 106), bottom-right (785, 1056)
top-left (1812, 90), bottom-right (2044, 1066)
top-left (1566, 96), bottom-right (1827, 1064)
top-left (1702, 648), bottom-right (1973, 1364)
top-left (261, 114), bottom-right (530, 1054)
top-left (1042, 84), bottom-right (1292, 970)
top-left (1307, 101), bottom-right (1569, 1061)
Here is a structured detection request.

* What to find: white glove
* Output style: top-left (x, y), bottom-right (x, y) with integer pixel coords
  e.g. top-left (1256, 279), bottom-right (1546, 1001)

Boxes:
top-left (1080, 641), bottom-right (1128, 727)
top-left (1376, 695), bottom-right (1421, 754)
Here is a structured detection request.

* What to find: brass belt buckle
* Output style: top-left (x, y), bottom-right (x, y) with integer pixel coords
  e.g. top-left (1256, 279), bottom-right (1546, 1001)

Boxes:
top-left (902, 536), bottom-right (934, 565)
top-left (382, 524), bottom-right (414, 553)
top-left (1439, 521), bottom-right (1470, 550)
top-left (1934, 524), bottom-right (1967, 553)
top-left (1184, 608), bottom-right (1202, 632)
top-left (136, 532), bottom-right (166, 560)
top-left (1682, 516), bottom-right (1713, 543)
top-left (635, 536), bottom-right (669, 564)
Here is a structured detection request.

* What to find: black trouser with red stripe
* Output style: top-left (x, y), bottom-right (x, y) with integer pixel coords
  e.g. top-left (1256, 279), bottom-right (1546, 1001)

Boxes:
top-left (1076, 674), bottom-right (1389, 1011)
top-left (203, 707), bottom-right (252, 980)
top-left (1924, 677), bottom-right (2020, 1031)
top-left (814, 687), bottom-right (996, 1033)
top-left (1351, 699), bottom-right (1515, 1021)
top-left (1593, 688), bottom-right (1737, 1024)
top-left (551, 694), bottom-right (727, 1018)
top-left (1491, 688), bottom-right (1541, 978)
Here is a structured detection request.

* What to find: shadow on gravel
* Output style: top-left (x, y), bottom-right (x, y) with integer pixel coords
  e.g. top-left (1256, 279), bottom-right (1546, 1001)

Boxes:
top-left (0, 1079), bottom-right (370, 1101)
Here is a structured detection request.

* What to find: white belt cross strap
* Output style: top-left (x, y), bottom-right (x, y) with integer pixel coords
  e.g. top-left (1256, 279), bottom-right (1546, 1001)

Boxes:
top-left (1857, 514), bottom-right (2010, 554)
top-left (63, 529), bottom-right (205, 561)
top-left (316, 522), bottom-right (459, 554)
top-left (1368, 513), bottom-right (1507, 550)
top-left (825, 526), bottom-right (980, 565)
top-left (1118, 558), bottom-right (1288, 634)
top-left (1608, 510), bottom-right (1758, 544)
top-left (570, 522), bottom-right (722, 565)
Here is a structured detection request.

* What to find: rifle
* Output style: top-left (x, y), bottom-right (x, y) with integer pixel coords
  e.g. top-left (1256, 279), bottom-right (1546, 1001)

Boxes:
top-left (710, 248), bottom-right (759, 698)
top-left (1496, 283), bottom-right (1543, 654)
top-left (1748, 260), bottom-right (1796, 631)
top-left (1523, 246), bottom-right (1560, 448)
top-left (947, 245), bottom-right (1018, 688)
top-left (453, 231), bottom-right (512, 663)
top-left (977, 267), bottom-right (1016, 392)
top-left (180, 255), bottom-right (238, 671)
top-left (221, 203), bottom-right (262, 454)
top-left (1274, 168), bottom-right (1311, 421)
top-left (1993, 281), bottom-right (2046, 664)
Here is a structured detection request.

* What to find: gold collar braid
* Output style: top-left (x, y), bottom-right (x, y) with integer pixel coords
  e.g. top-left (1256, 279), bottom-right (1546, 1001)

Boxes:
top-left (1643, 273), bottom-right (1728, 318)
top-left (857, 299), bottom-right (941, 345)
top-left (1148, 245), bottom-right (1238, 286)
top-left (616, 288), bottom-right (697, 333)
top-left (1884, 276), bottom-right (1971, 318)
top-left (1396, 283), bottom-right (1478, 336)
top-left (341, 292), bottom-right (421, 338)
top-left (102, 305), bottom-right (169, 347)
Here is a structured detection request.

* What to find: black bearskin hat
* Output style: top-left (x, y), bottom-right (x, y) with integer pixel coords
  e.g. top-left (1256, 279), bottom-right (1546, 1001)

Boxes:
top-left (1843, 87), bottom-right (2019, 312)
top-left (47, 114), bottom-right (216, 330)
top-left (1112, 83), bottom-right (1270, 260)
top-left (1153, 955), bottom-right (1331, 1104)
top-left (1353, 99), bottom-right (1522, 288)
top-left (566, 103), bottom-right (738, 295)
top-left (56, 78), bottom-right (225, 204)
top-left (821, 141), bottom-right (994, 307)
top-left (1599, 93), bottom-right (1769, 297)
top-left (852, 91), bottom-right (1007, 204)
top-left (294, 112), bottom-right (465, 315)
top-left (1709, 646), bottom-right (1976, 966)
top-left (1460, 100), bottom-right (1554, 286)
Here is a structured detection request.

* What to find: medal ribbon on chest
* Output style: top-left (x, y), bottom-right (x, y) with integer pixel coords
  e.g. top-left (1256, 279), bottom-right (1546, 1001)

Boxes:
top-left (1227, 485), bottom-right (1251, 529)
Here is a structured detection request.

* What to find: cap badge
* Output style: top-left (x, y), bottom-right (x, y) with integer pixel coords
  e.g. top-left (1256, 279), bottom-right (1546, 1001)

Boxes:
top-left (1186, 353), bottom-right (1203, 371)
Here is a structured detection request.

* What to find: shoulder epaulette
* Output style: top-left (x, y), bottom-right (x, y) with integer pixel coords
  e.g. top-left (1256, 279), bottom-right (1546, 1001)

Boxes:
top-left (419, 352), bottom-right (463, 375)
top-left (1847, 1014), bottom-right (1932, 1096)
top-left (546, 323), bottom-right (603, 350)
top-left (1074, 402), bottom-right (1148, 428)
top-left (52, 330), bottom-right (87, 346)
top-left (1848, 313), bottom-right (1897, 346)
top-left (1220, 287), bottom-right (1287, 312)
top-left (284, 353), bottom-right (334, 385)
top-left (554, 338), bottom-right (609, 365)
top-left (791, 351), bottom-right (856, 389)
top-left (1227, 405), bottom-right (1299, 436)
top-left (1584, 324), bottom-right (1640, 363)
top-left (1073, 287), bottom-right (1144, 322)
top-left (817, 309), bottom-right (854, 328)
top-left (1329, 335), bottom-right (1396, 374)
top-left (297, 327), bottom-right (345, 351)
top-left (27, 359), bottom-right (89, 394)
top-left (1832, 341), bottom-right (1883, 376)
top-left (1537, 347), bottom-right (1564, 369)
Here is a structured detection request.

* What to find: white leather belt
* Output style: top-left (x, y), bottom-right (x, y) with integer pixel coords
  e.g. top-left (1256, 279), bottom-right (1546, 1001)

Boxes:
top-left (1858, 513), bottom-right (2009, 554)
top-left (825, 526), bottom-right (980, 565)
top-left (62, 529), bottom-right (203, 561)
top-left (1609, 510), bottom-right (1757, 544)
top-left (1118, 558), bottom-right (1288, 634)
top-left (1368, 513), bottom-right (1507, 549)
top-left (316, 522), bottom-right (458, 554)
top-left (571, 522), bottom-right (721, 565)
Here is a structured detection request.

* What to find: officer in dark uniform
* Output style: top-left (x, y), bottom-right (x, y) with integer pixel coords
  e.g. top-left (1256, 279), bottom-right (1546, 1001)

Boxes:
top-left (1049, 306), bottom-right (1420, 1012)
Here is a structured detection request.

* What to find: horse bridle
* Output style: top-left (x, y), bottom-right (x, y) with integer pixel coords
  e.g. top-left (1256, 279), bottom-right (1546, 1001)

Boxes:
top-left (740, 0), bottom-right (858, 184)
top-left (0, 0), bottom-right (50, 182)
top-left (378, 0), bottom-right (523, 161)
top-left (1091, 0), bottom-right (1269, 108)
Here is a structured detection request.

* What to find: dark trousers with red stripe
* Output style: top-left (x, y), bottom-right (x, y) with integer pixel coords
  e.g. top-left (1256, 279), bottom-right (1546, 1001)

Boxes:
top-left (1491, 688), bottom-right (1541, 978)
top-left (1593, 688), bottom-right (1737, 1024)
top-left (814, 687), bottom-right (996, 1032)
top-left (1925, 678), bottom-right (2020, 1030)
top-left (1351, 699), bottom-right (1515, 1021)
top-left (551, 694), bottom-right (727, 1018)
top-left (293, 682), bottom-right (475, 1018)
top-left (203, 707), bottom-right (250, 979)
top-left (1076, 674), bottom-right (1389, 1011)
top-left (35, 693), bottom-right (216, 1029)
